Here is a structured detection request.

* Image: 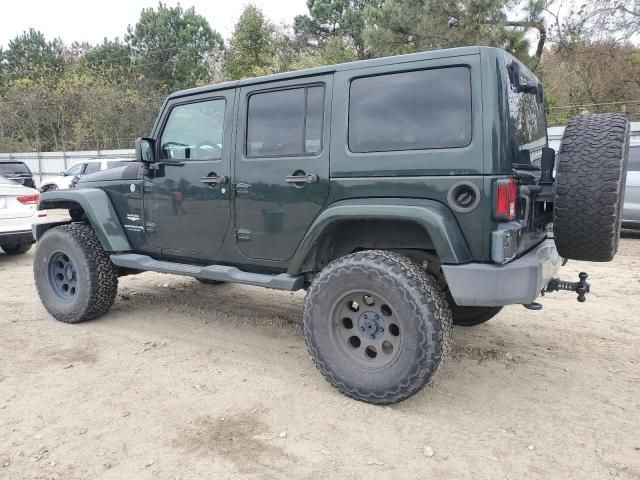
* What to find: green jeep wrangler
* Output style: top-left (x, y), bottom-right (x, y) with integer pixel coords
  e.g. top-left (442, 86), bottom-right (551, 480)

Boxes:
top-left (33, 47), bottom-right (630, 404)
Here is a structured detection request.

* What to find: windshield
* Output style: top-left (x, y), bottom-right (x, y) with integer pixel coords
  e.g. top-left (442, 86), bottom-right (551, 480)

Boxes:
top-left (0, 162), bottom-right (30, 175)
top-left (504, 55), bottom-right (547, 166)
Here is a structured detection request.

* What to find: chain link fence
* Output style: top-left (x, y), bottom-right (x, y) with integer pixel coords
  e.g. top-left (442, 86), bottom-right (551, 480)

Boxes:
top-left (0, 149), bottom-right (135, 187)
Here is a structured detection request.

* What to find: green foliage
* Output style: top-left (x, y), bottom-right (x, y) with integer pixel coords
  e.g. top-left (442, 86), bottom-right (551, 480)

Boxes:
top-left (363, 0), bottom-right (532, 64)
top-left (0, 29), bottom-right (65, 81)
top-left (294, 0), bottom-right (378, 59)
top-left (223, 5), bottom-right (278, 80)
top-left (125, 2), bottom-right (223, 91)
top-left (85, 38), bottom-right (132, 83)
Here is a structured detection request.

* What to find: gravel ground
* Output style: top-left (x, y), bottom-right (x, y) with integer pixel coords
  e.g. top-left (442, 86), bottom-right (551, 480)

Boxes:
top-left (1, 232), bottom-right (639, 479)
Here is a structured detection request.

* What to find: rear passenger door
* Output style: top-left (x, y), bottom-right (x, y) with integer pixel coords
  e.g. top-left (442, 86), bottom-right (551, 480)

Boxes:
top-left (234, 76), bottom-right (332, 261)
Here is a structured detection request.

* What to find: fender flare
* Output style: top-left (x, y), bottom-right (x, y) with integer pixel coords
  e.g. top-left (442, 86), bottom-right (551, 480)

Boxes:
top-left (34, 188), bottom-right (131, 252)
top-left (287, 198), bottom-right (472, 274)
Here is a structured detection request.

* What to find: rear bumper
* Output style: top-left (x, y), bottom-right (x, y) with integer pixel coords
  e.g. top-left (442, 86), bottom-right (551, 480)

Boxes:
top-left (442, 239), bottom-right (562, 306)
top-left (0, 229), bottom-right (34, 245)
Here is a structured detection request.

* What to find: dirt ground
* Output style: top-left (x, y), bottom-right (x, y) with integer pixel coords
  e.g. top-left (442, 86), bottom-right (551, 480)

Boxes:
top-left (1, 232), bottom-right (639, 480)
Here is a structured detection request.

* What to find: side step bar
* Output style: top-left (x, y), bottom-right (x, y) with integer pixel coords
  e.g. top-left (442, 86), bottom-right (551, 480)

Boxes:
top-left (110, 254), bottom-right (304, 291)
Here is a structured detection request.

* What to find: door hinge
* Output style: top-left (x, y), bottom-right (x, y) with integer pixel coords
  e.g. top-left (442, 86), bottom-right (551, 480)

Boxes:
top-left (233, 182), bottom-right (250, 196)
top-left (236, 228), bottom-right (252, 241)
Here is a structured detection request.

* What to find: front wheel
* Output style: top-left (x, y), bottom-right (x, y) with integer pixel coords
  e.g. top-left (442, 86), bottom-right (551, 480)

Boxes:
top-left (303, 250), bottom-right (452, 404)
top-left (1, 243), bottom-right (33, 255)
top-left (33, 223), bottom-right (118, 323)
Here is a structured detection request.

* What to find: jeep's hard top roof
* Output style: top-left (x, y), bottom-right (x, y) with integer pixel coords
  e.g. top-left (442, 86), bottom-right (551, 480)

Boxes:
top-left (169, 46), bottom-right (491, 100)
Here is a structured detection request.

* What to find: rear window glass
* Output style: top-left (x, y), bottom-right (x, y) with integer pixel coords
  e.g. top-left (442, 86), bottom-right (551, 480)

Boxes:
top-left (628, 146), bottom-right (640, 172)
top-left (0, 162), bottom-right (30, 174)
top-left (348, 67), bottom-right (472, 153)
top-left (84, 163), bottom-right (101, 174)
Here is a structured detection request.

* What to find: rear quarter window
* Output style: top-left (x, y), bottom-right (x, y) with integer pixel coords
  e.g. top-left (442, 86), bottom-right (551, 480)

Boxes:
top-left (628, 146), bottom-right (640, 172)
top-left (348, 67), bottom-right (472, 153)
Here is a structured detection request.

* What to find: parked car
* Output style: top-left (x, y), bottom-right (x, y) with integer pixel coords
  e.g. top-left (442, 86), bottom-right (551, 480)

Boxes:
top-left (0, 176), bottom-right (42, 255)
top-left (622, 144), bottom-right (640, 228)
top-left (0, 161), bottom-right (36, 189)
top-left (34, 47), bottom-right (630, 404)
top-left (40, 158), bottom-right (135, 192)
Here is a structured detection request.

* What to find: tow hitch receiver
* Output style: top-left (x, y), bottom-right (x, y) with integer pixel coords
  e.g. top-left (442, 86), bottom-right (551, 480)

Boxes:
top-left (543, 272), bottom-right (590, 302)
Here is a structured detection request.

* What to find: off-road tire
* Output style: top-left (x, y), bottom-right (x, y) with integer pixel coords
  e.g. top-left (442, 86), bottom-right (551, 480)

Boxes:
top-left (554, 113), bottom-right (630, 261)
top-left (196, 278), bottom-right (225, 285)
top-left (1, 243), bottom-right (33, 255)
top-left (33, 223), bottom-right (118, 323)
top-left (303, 250), bottom-right (452, 404)
top-left (451, 305), bottom-right (502, 327)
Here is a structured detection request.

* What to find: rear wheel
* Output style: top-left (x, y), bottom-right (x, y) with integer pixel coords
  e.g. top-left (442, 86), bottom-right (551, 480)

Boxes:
top-left (554, 113), bottom-right (630, 261)
top-left (33, 223), bottom-right (118, 323)
top-left (451, 305), bottom-right (502, 327)
top-left (303, 250), bottom-right (452, 404)
top-left (1, 243), bottom-right (33, 255)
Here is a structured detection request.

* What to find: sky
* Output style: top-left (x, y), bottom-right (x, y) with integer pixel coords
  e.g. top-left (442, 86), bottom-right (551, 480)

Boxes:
top-left (0, 0), bottom-right (309, 48)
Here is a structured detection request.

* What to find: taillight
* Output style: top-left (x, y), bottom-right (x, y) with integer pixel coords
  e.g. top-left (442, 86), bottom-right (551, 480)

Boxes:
top-left (17, 194), bottom-right (40, 205)
top-left (494, 178), bottom-right (517, 221)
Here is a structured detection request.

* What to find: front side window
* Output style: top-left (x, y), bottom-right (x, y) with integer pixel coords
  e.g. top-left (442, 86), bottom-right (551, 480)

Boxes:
top-left (246, 85), bottom-right (325, 157)
top-left (348, 67), bottom-right (472, 153)
top-left (161, 99), bottom-right (226, 161)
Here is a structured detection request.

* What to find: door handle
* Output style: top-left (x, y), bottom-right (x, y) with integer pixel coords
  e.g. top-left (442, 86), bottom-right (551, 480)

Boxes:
top-left (200, 175), bottom-right (228, 186)
top-left (285, 173), bottom-right (318, 185)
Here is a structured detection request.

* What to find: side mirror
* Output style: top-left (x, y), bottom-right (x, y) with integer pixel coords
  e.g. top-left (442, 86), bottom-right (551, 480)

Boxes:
top-left (135, 137), bottom-right (156, 163)
top-left (60, 171), bottom-right (66, 176)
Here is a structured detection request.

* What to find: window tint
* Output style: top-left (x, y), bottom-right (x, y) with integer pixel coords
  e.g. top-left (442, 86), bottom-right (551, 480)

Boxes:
top-left (348, 67), bottom-right (472, 153)
top-left (65, 163), bottom-right (85, 176)
top-left (246, 85), bottom-right (325, 157)
top-left (84, 162), bottom-right (101, 174)
top-left (161, 99), bottom-right (225, 161)
top-left (628, 146), bottom-right (640, 172)
top-left (0, 162), bottom-right (29, 174)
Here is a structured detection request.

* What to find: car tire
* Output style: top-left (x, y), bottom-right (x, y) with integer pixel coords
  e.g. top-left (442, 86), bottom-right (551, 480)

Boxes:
top-left (33, 223), bottom-right (118, 323)
top-left (1, 243), bottom-right (33, 255)
top-left (554, 113), bottom-right (630, 261)
top-left (451, 305), bottom-right (502, 327)
top-left (303, 250), bottom-right (452, 404)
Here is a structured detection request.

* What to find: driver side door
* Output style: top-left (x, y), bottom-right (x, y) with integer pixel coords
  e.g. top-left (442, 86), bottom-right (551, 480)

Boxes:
top-left (143, 91), bottom-right (234, 258)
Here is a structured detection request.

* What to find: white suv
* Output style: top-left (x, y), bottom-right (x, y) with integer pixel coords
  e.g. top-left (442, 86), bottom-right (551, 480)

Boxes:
top-left (0, 176), bottom-right (44, 255)
top-left (39, 158), bottom-right (133, 192)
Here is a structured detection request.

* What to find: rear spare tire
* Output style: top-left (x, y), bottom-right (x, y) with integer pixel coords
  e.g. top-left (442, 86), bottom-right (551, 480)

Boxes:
top-left (554, 113), bottom-right (630, 261)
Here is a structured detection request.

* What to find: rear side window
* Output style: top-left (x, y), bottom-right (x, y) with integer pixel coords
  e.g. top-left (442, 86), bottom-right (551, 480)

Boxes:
top-left (628, 146), bottom-right (640, 172)
top-left (348, 67), bottom-right (472, 153)
top-left (84, 163), bottom-right (101, 174)
top-left (0, 162), bottom-right (30, 174)
top-left (246, 85), bottom-right (325, 157)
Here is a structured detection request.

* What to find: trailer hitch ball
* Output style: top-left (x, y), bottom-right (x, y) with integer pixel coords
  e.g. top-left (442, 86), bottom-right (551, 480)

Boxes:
top-left (544, 272), bottom-right (590, 302)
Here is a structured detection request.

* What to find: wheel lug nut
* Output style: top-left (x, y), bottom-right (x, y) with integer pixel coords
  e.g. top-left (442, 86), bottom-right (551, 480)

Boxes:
top-left (370, 334), bottom-right (375, 339)
top-left (379, 327), bottom-right (384, 333)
